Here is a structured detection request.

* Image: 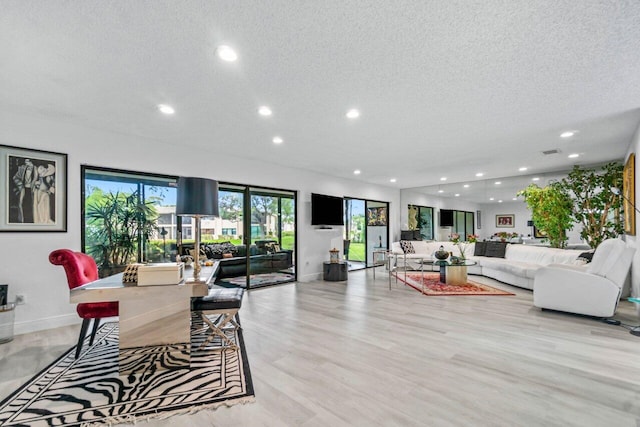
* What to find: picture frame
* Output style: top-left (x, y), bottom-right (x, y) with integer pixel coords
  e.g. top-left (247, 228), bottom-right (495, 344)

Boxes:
top-left (0, 145), bottom-right (67, 232)
top-left (367, 206), bottom-right (387, 226)
top-left (623, 153), bottom-right (635, 235)
top-left (495, 214), bottom-right (515, 228)
top-left (533, 225), bottom-right (547, 239)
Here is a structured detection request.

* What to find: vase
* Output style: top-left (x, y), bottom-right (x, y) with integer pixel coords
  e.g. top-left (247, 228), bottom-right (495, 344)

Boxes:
top-left (434, 245), bottom-right (449, 260)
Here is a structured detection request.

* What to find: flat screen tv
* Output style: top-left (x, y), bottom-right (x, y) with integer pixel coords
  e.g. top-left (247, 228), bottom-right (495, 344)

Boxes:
top-left (440, 209), bottom-right (454, 227)
top-left (311, 193), bottom-right (344, 226)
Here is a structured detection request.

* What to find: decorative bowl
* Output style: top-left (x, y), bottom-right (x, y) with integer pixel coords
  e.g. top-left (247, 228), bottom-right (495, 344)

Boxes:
top-left (434, 250), bottom-right (449, 260)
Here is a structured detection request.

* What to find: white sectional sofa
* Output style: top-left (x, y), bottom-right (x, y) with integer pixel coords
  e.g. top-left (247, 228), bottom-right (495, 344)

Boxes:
top-left (390, 240), bottom-right (587, 290)
top-left (533, 238), bottom-right (636, 317)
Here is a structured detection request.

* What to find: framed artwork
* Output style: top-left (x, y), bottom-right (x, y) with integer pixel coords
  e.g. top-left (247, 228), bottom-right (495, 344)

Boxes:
top-left (0, 145), bottom-right (67, 232)
top-left (495, 214), bottom-right (515, 228)
top-left (533, 225), bottom-right (547, 239)
top-left (623, 153), bottom-right (635, 235)
top-left (367, 206), bottom-right (387, 226)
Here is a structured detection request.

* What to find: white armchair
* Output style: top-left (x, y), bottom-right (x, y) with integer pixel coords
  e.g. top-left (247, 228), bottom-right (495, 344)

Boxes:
top-left (533, 238), bottom-right (635, 318)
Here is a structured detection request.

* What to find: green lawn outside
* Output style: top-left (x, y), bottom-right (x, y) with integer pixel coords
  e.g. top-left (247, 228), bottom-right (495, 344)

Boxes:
top-left (347, 242), bottom-right (365, 262)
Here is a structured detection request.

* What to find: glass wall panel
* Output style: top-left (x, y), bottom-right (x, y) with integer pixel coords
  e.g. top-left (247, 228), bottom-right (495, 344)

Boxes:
top-left (344, 198), bottom-right (366, 268)
top-left (82, 167), bottom-right (177, 277)
top-left (247, 188), bottom-right (296, 288)
top-left (366, 200), bottom-right (389, 265)
top-left (408, 204), bottom-right (434, 240)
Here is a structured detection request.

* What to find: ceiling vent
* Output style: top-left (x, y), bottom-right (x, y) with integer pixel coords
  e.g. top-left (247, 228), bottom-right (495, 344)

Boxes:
top-left (542, 149), bottom-right (560, 155)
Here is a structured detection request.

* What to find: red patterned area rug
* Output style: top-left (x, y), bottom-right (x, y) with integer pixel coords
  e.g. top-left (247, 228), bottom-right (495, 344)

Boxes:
top-left (393, 272), bottom-right (515, 296)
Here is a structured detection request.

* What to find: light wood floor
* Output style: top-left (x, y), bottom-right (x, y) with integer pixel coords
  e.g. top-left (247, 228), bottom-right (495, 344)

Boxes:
top-left (2, 270), bottom-right (640, 427)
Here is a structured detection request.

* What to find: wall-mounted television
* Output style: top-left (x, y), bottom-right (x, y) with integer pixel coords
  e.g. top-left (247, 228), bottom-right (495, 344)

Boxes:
top-left (440, 209), bottom-right (454, 227)
top-left (311, 193), bottom-right (344, 226)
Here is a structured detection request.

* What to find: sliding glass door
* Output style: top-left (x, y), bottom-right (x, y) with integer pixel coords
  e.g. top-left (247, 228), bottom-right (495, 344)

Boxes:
top-left (247, 188), bottom-right (296, 288)
top-left (345, 197), bottom-right (389, 270)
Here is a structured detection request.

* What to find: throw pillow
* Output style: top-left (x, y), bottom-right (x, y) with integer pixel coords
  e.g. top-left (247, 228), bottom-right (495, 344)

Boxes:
top-left (577, 251), bottom-right (594, 263)
top-left (222, 253), bottom-right (233, 259)
top-left (400, 240), bottom-right (415, 254)
top-left (474, 241), bottom-right (487, 256)
top-left (484, 241), bottom-right (508, 258)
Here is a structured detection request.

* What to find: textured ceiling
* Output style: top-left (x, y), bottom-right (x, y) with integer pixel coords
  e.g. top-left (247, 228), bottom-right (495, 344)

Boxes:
top-left (2, 1), bottom-right (640, 195)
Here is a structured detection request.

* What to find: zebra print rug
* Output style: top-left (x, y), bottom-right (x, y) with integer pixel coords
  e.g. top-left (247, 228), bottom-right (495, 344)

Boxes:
top-left (0, 320), bottom-right (254, 426)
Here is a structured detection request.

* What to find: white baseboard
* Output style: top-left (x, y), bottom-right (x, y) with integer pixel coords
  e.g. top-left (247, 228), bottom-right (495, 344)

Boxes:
top-left (13, 314), bottom-right (80, 336)
top-left (297, 272), bottom-right (323, 282)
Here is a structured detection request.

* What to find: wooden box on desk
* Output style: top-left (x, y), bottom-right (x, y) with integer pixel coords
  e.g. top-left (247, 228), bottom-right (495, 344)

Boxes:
top-left (137, 263), bottom-right (184, 286)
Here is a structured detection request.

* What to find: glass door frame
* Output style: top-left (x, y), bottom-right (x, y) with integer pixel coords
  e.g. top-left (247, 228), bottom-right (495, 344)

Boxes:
top-left (344, 196), bottom-right (390, 269)
top-left (219, 182), bottom-right (297, 290)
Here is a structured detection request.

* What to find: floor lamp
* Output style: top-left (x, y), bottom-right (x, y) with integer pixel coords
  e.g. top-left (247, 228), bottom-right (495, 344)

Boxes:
top-left (176, 176), bottom-right (219, 283)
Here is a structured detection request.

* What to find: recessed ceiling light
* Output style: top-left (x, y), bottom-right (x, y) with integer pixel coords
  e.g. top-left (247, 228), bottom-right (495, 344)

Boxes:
top-left (346, 109), bottom-right (360, 119)
top-left (560, 131), bottom-right (575, 138)
top-left (440, 177), bottom-right (447, 181)
top-left (390, 178), bottom-right (397, 183)
top-left (512, 197), bottom-right (517, 201)
top-left (258, 106), bottom-right (272, 116)
top-left (216, 45), bottom-right (238, 62)
top-left (519, 167), bottom-right (528, 172)
top-left (455, 193), bottom-right (460, 197)
top-left (353, 169), bottom-right (361, 175)
top-left (489, 197), bottom-right (495, 201)
top-left (498, 200), bottom-right (503, 203)
top-left (532, 177), bottom-right (540, 181)
top-left (438, 190), bottom-right (444, 193)
top-left (272, 136), bottom-right (283, 144)
top-left (568, 153), bottom-right (580, 158)
top-left (157, 104), bottom-right (175, 115)
top-left (495, 181), bottom-right (502, 185)
top-left (475, 172), bottom-right (484, 177)
top-left (463, 184), bottom-right (470, 188)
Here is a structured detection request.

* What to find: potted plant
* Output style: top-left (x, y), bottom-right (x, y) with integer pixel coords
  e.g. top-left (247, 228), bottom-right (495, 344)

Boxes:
top-left (518, 182), bottom-right (573, 248)
top-left (85, 189), bottom-right (158, 277)
top-left (558, 163), bottom-right (623, 249)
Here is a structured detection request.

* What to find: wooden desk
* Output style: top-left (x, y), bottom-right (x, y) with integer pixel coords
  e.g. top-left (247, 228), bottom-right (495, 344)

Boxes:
top-left (70, 266), bottom-right (213, 374)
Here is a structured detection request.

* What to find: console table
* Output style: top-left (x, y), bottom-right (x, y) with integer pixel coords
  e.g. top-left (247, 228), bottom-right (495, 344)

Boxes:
top-left (323, 261), bottom-right (348, 281)
top-left (70, 265), bottom-right (213, 374)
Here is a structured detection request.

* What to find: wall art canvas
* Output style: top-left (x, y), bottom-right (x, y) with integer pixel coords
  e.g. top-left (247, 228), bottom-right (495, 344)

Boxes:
top-left (623, 153), bottom-right (635, 235)
top-left (495, 214), bottom-right (514, 228)
top-left (0, 145), bottom-right (67, 232)
top-left (367, 206), bottom-right (387, 226)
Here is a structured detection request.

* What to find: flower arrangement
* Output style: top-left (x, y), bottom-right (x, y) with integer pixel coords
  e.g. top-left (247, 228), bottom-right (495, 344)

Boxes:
top-left (449, 233), bottom-right (477, 260)
top-left (494, 231), bottom-right (519, 241)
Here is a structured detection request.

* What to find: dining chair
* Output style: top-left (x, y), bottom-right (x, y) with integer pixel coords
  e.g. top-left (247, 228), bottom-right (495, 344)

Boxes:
top-left (49, 249), bottom-right (119, 359)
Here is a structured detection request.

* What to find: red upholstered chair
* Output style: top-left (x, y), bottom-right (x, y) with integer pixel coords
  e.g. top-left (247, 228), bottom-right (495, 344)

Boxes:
top-left (49, 249), bottom-right (119, 359)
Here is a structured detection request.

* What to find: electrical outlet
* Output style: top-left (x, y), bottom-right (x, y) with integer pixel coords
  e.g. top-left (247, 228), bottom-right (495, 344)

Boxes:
top-left (15, 294), bottom-right (26, 305)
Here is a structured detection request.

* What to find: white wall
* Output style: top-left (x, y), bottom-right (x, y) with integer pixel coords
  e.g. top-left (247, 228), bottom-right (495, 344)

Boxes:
top-left (0, 111), bottom-right (400, 334)
top-left (480, 201), bottom-right (531, 239)
top-left (401, 189), bottom-right (584, 244)
top-left (479, 201), bottom-right (583, 244)
top-left (625, 119), bottom-right (640, 299)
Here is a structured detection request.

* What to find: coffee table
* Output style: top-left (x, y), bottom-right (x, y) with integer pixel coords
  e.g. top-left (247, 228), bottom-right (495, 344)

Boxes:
top-left (433, 260), bottom-right (477, 286)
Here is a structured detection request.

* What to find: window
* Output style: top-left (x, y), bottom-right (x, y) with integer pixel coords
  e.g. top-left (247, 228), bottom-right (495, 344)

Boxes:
top-left (82, 166), bottom-right (177, 276)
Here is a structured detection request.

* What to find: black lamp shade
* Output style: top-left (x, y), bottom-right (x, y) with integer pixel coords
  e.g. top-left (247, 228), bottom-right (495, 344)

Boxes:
top-left (176, 177), bottom-right (219, 216)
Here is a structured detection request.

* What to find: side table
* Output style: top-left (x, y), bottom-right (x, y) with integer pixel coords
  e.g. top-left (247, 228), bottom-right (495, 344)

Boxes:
top-left (323, 261), bottom-right (348, 282)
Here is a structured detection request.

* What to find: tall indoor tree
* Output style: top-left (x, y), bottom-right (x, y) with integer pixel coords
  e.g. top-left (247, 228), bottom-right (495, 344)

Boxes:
top-left (518, 182), bottom-right (574, 248)
top-left (559, 162), bottom-right (624, 249)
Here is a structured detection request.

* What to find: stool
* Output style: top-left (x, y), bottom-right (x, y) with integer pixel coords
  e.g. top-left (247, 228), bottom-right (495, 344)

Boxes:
top-left (192, 288), bottom-right (244, 350)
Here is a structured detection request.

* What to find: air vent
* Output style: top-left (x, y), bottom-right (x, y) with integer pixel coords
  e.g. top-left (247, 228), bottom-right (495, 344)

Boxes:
top-left (542, 149), bottom-right (560, 155)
